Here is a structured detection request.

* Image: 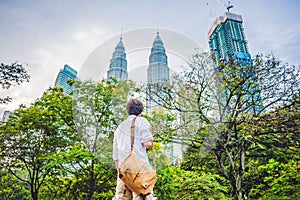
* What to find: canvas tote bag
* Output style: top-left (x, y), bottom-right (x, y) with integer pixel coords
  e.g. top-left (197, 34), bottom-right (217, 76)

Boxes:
top-left (119, 117), bottom-right (157, 197)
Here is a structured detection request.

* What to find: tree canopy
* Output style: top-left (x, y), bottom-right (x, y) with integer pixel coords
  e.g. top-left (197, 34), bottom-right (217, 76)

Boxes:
top-left (0, 54), bottom-right (299, 199)
top-left (145, 52), bottom-right (300, 199)
top-left (0, 62), bottom-right (30, 104)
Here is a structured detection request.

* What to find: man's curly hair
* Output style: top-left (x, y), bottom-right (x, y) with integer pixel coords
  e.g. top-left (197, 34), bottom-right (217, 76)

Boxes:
top-left (126, 98), bottom-right (144, 116)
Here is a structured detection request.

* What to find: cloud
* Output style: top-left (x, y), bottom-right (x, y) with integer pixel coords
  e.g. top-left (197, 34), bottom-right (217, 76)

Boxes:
top-left (1, 0), bottom-right (300, 116)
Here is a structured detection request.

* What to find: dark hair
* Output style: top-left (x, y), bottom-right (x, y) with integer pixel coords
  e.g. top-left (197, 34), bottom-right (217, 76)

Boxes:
top-left (126, 99), bottom-right (144, 115)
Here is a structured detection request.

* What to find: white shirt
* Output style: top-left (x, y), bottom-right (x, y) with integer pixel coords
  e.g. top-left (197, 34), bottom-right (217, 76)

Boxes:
top-left (113, 115), bottom-right (153, 168)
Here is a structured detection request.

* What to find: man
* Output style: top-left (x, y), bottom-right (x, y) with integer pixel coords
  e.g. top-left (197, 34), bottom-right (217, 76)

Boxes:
top-left (113, 98), bottom-right (155, 200)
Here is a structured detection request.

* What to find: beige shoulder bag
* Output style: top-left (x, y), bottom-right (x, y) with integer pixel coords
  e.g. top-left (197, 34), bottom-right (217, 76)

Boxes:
top-left (119, 117), bottom-right (157, 197)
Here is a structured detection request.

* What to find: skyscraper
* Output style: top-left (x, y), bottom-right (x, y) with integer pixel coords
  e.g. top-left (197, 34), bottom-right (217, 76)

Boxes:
top-left (54, 64), bottom-right (77, 95)
top-left (107, 37), bottom-right (128, 80)
top-left (147, 32), bottom-right (170, 112)
top-left (208, 12), bottom-right (251, 65)
top-left (208, 11), bottom-right (261, 113)
top-left (1, 110), bottom-right (11, 122)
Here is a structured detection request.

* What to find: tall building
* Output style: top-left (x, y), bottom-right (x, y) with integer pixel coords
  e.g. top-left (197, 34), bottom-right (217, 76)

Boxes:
top-left (208, 11), bottom-right (261, 113)
top-left (55, 64), bottom-right (77, 95)
top-left (147, 32), bottom-right (170, 112)
top-left (208, 12), bottom-right (251, 65)
top-left (1, 110), bottom-right (11, 122)
top-left (107, 37), bottom-right (128, 80)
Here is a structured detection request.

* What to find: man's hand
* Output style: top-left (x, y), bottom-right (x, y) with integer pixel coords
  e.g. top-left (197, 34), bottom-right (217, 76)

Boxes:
top-left (142, 140), bottom-right (153, 148)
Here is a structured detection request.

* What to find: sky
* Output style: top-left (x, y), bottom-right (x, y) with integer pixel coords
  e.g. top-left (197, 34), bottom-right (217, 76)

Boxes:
top-left (1, 0), bottom-right (300, 116)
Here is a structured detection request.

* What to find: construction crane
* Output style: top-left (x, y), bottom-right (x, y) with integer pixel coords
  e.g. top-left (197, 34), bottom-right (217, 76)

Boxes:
top-left (206, 2), bottom-right (214, 21)
top-left (206, 0), bottom-right (233, 23)
top-left (215, 0), bottom-right (233, 12)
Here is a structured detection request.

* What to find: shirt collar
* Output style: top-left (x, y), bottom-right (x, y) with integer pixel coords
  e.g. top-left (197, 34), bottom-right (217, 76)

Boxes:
top-left (129, 115), bottom-right (141, 120)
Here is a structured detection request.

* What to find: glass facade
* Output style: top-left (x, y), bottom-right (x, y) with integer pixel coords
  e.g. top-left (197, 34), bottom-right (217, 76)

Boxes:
top-left (54, 64), bottom-right (77, 95)
top-left (1, 110), bottom-right (11, 122)
top-left (107, 38), bottom-right (128, 80)
top-left (147, 32), bottom-right (170, 112)
top-left (208, 12), bottom-right (261, 113)
top-left (147, 32), bottom-right (169, 84)
top-left (208, 12), bottom-right (251, 65)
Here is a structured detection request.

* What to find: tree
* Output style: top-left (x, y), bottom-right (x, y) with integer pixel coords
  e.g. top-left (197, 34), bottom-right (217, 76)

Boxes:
top-left (154, 166), bottom-right (230, 199)
top-left (145, 52), bottom-right (300, 199)
top-left (0, 169), bottom-right (30, 200)
top-left (0, 78), bottom-right (138, 200)
top-left (0, 87), bottom-right (77, 200)
top-left (71, 78), bottom-right (137, 156)
top-left (39, 143), bottom-right (117, 200)
top-left (57, 78), bottom-right (137, 199)
top-left (244, 97), bottom-right (300, 199)
top-left (0, 62), bottom-right (30, 104)
top-left (246, 159), bottom-right (300, 200)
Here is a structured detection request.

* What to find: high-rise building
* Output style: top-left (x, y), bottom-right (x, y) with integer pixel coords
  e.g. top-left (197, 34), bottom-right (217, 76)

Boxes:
top-left (1, 110), bottom-right (11, 122)
top-left (208, 11), bottom-right (261, 113)
top-left (147, 32), bottom-right (170, 112)
top-left (107, 37), bottom-right (128, 80)
top-left (54, 64), bottom-right (77, 95)
top-left (208, 12), bottom-right (251, 65)
top-left (146, 31), bottom-right (183, 163)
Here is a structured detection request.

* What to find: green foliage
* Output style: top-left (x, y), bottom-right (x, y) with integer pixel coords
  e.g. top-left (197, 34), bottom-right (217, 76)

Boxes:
top-left (0, 169), bottom-right (30, 200)
top-left (39, 78), bottom-right (136, 199)
top-left (72, 78), bottom-right (137, 155)
top-left (0, 62), bottom-right (30, 104)
top-left (250, 99), bottom-right (300, 158)
top-left (143, 52), bottom-right (300, 199)
top-left (154, 166), bottom-right (230, 199)
top-left (39, 143), bottom-right (117, 200)
top-left (39, 162), bottom-right (116, 199)
top-left (181, 147), bottom-right (219, 173)
top-left (242, 99), bottom-right (300, 199)
top-left (174, 171), bottom-right (230, 200)
top-left (0, 56), bottom-right (298, 199)
top-left (248, 159), bottom-right (300, 199)
top-left (39, 78), bottom-right (135, 199)
top-left (0, 87), bottom-right (77, 200)
top-left (145, 110), bottom-right (177, 144)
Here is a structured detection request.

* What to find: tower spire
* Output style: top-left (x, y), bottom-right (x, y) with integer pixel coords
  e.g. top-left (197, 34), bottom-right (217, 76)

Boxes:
top-left (107, 33), bottom-right (128, 80)
top-left (120, 28), bottom-right (123, 40)
top-left (156, 22), bottom-right (159, 35)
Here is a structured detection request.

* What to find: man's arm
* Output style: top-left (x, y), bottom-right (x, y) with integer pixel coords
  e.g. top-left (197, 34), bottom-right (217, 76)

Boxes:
top-left (113, 127), bottom-right (119, 170)
top-left (141, 118), bottom-right (154, 148)
top-left (114, 160), bottom-right (119, 169)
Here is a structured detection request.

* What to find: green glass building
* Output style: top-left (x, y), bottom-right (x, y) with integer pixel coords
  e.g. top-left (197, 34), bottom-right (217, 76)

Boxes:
top-left (208, 12), bottom-right (251, 65)
top-left (54, 64), bottom-right (77, 95)
top-left (208, 12), bottom-right (261, 113)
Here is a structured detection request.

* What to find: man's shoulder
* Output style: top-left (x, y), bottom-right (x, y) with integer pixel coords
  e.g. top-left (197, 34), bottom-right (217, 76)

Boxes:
top-left (136, 116), bottom-right (150, 127)
top-left (118, 118), bottom-right (131, 128)
top-left (117, 116), bottom-right (149, 127)
top-left (137, 116), bottom-right (149, 123)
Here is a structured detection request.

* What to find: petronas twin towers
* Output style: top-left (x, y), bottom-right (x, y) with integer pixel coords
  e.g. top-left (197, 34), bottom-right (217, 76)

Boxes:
top-left (147, 32), bottom-right (170, 84)
top-left (107, 37), bottom-right (128, 80)
top-left (107, 31), bottom-right (170, 112)
top-left (107, 32), bottom-right (169, 84)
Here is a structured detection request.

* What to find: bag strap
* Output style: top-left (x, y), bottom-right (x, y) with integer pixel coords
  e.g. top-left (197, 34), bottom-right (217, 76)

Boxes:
top-left (152, 138), bottom-right (156, 172)
top-left (130, 117), bottom-right (156, 172)
top-left (130, 117), bottom-right (137, 151)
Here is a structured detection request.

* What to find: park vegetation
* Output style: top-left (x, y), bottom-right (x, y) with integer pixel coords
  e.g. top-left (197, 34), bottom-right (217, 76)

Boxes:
top-left (0, 55), bottom-right (299, 200)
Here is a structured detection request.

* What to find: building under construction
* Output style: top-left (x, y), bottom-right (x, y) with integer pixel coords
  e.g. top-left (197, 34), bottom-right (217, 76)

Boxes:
top-left (208, 10), bottom-right (251, 65)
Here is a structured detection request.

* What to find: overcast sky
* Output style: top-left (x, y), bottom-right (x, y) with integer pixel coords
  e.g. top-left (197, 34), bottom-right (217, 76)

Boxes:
top-left (1, 0), bottom-right (299, 116)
